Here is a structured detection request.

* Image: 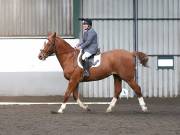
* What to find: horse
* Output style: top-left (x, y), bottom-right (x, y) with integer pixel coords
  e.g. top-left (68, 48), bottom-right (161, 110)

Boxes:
top-left (38, 32), bottom-right (149, 113)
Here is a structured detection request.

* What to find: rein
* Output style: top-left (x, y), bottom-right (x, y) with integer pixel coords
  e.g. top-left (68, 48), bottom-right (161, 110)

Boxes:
top-left (73, 49), bottom-right (79, 68)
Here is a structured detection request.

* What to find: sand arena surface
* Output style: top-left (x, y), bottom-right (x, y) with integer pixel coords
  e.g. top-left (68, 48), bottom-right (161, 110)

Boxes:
top-left (0, 97), bottom-right (179, 135)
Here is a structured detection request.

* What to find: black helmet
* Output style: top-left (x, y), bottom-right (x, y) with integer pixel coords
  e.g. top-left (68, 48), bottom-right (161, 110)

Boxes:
top-left (82, 18), bottom-right (92, 26)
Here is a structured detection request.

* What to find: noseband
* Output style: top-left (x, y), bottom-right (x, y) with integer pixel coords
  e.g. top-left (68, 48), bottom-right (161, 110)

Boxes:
top-left (40, 49), bottom-right (54, 59)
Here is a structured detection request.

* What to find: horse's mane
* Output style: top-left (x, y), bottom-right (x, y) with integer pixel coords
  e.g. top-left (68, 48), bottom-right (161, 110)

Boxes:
top-left (56, 36), bottom-right (73, 49)
top-left (55, 36), bottom-right (75, 53)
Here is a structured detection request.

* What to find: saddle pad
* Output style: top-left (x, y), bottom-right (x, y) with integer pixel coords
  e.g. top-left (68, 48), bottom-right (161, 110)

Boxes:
top-left (77, 50), bottom-right (101, 69)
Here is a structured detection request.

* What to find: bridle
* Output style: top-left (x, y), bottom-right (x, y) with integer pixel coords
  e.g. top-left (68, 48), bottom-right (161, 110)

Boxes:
top-left (39, 36), bottom-right (79, 74)
top-left (40, 38), bottom-right (56, 59)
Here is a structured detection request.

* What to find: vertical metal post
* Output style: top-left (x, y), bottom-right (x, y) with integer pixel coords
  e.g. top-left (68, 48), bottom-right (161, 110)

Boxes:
top-left (73, 0), bottom-right (80, 38)
top-left (133, 0), bottom-right (138, 82)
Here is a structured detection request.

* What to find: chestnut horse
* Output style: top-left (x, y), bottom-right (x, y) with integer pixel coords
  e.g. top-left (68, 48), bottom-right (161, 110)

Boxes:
top-left (38, 32), bottom-right (149, 113)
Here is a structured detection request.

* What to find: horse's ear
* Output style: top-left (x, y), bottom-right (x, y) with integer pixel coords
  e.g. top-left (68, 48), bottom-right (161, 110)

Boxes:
top-left (52, 32), bottom-right (56, 38)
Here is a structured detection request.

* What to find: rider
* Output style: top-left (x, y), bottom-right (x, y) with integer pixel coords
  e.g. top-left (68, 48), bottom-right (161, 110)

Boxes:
top-left (76, 18), bottom-right (99, 77)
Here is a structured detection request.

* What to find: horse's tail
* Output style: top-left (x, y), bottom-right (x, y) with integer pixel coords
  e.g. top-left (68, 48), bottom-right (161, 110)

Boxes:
top-left (132, 51), bottom-right (149, 67)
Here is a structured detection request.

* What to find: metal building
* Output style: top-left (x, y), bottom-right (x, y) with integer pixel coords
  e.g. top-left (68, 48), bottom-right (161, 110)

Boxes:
top-left (0, 0), bottom-right (179, 97)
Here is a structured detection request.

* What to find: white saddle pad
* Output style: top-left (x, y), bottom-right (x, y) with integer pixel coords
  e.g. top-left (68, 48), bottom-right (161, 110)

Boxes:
top-left (77, 50), bottom-right (101, 69)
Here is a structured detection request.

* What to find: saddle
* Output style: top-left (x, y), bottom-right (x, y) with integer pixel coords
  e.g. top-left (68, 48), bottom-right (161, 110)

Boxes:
top-left (77, 49), bottom-right (101, 69)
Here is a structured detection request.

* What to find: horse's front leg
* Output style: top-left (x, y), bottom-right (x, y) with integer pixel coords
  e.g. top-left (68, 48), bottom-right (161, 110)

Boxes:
top-left (73, 88), bottom-right (90, 111)
top-left (57, 79), bottom-right (78, 113)
top-left (55, 68), bottom-right (83, 114)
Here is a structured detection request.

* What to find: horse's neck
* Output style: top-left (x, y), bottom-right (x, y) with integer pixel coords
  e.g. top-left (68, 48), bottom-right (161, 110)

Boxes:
top-left (55, 37), bottom-right (76, 71)
top-left (56, 37), bottom-right (74, 52)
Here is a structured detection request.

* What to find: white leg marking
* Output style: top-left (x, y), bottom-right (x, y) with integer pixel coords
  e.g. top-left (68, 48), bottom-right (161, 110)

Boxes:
top-left (106, 97), bottom-right (117, 113)
top-left (77, 98), bottom-right (88, 110)
top-left (58, 103), bottom-right (66, 113)
top-left (138, 97), bottom-right (148, 112)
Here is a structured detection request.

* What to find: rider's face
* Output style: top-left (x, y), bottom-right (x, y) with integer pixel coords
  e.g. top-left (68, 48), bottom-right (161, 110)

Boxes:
top-left (82, 24), bottom-right (89, 30)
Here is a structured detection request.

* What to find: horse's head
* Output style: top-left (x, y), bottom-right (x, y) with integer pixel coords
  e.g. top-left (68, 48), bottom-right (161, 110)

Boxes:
top-left (38, 32), bottom-right (56, 60)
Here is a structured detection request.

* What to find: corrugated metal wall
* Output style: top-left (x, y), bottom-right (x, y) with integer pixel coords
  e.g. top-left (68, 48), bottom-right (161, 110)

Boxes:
top-left (79, 0), bottom-right (135, 97)
top-left (0, 0), bottom-right (73, 37)
top-left (1, 0), bottom-right (179, 97)
top-left (79, 0), bottom-right (180, 97)
top-left (138, 0), bottom-right (180, 97)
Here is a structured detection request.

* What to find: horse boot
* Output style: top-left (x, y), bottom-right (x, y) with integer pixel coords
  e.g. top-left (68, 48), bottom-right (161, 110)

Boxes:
top-left (82, 58), bottom-right (90, 78)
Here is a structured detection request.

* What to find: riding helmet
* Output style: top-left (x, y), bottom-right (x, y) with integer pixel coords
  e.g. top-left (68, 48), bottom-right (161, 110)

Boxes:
top-left (82, 18), bottom-right (92, 26)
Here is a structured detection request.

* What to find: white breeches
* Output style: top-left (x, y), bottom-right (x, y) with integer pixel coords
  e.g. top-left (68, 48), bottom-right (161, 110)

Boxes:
top-left (82, 52), bottom-right (92, 60)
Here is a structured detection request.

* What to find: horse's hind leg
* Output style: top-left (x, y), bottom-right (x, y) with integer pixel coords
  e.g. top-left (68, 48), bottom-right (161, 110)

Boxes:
top-left (127, 79), bottom-right (148, 112)
top-left (106, 74), bottom-right (122, 113)
top-left (73, 87), bottom-right (90, 111)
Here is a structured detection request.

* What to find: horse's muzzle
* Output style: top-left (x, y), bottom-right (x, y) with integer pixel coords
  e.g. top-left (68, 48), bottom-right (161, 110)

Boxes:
top-left (38, 53), bottom-right (46, 60)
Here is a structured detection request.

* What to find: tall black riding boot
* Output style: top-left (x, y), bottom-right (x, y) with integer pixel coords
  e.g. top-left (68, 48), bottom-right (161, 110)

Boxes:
top-left (82, 58), bottom-right (90, 77)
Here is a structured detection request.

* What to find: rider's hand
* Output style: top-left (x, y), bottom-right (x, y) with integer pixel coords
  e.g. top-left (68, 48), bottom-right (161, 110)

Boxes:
top-left (75, 46), bottom-right (81, 50)
top-left (75, 43), bottom-right (81, 50)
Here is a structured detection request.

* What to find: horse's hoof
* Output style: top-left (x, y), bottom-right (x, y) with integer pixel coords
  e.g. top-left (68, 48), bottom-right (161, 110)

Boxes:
top-left (86, 108), bottom-right (91, 112)
top-left (142, 109), bottom-right (149, 113)
top-left (106, 108), bottom-right (112, 113)
top-left (142, 106), bottom-right (148, 112)
top-left (51, 110), bottom-right (63, 114)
